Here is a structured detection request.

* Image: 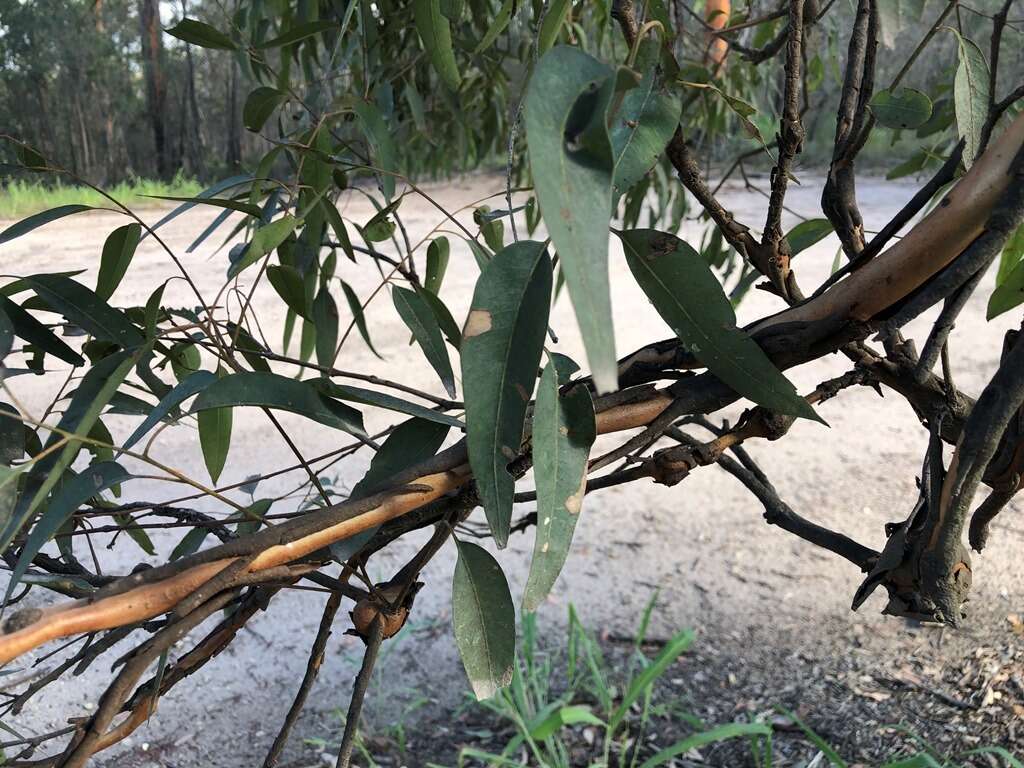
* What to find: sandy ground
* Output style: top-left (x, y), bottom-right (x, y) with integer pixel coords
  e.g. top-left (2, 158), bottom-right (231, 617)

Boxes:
top-left (1, 173), bottom-right (1022, 767)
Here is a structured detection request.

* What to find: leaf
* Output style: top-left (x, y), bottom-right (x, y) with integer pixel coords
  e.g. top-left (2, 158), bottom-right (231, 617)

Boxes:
top-left (474, 0), bottom-right (515, 53)
top-left (988, 259), bottom-right (1024, 319)
top-left (330, 418), bottom-right (450, 561)
top-left (619, 230), bottom-right (821, 422)
top-left (266, 265), bottom-right (310, 320)
top-left (393, 285), bottom-right (456, 398)
top-left (148, 175), bottom-right (253, 235)
top-left (417, 286), bottom-right (462, 350)
top-left (870, 88), bottom-right (933, 130)
top-left (425, 237), bottom-right (450, 295)
top-left (0, 302), bottom-right (13, 362)
top-left (461, 241), bottom-right (552, 546)
top-left (316, 381), bottom-right (463, 427)
top-left (638, 722), bottom-right (772, 768)
top-left (165, 18), bottom-right (237, 50)
top-left (0, 205), bottom-right (93, 246)
top-left (951, 29), bottom-right (991, 167)
top-left (784, 218), bottom-right (834, 256)
top-left (23, 274), bottom-right (144, 350)
top-left (96, 224), bottom-right (142, 301)
top-left (876, 0), bottom-right (925, 48)
top-left (198, 370), bottom-right (232, 485)
top-left (121, 371), bottom-right (216, 452)
top-left (529, 705), bottom-right (605, 741)
top-left (610, 628), bottom-right (695, 732)
top-left (340, 281), bottom-right (381, 357)
top-left (611, 67), bottom-right (682, 196)
top-left (452, 539), bottom-right (516, 700)
top-left (526, 47), bottom-right (618, 392)
top-left (228, 216), bottom-right (299, 277)
top-left (522, 360), bottom-right (595, 612)
top-left (256, 20), bottom-right (336, 49)
top-left (681, 81), bottom-right (772, 153)
top-left (7, 461), bottom-right (130, 600)
top-left (0, 294), bottom-right (84, 366)
top-left (353, 100), bottom-right (399, 200)
top-left (115, 512), bottom-right (156, 555)
top-left (413, 0), bottom-right (461, 91)
top-left (538, 0), bottom-right (571, 54)
top-left (145, 195), bottom-right (262, 218)
top-left (0, 351), bottom-right (137, 553)
top-left (192, 372), bottom-right (366, 437)
top-left (313, 287), bottom-right (339, 368)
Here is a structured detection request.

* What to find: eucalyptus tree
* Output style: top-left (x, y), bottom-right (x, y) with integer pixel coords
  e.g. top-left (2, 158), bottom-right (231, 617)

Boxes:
top-left (0, 0), bottom-right (1023, 763)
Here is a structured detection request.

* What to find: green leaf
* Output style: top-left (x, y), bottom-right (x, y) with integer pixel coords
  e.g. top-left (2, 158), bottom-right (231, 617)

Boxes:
top-left (784, 218), bottom-right (834, 256)
top-left (870, 88), bottom-right (933, 130)
top-left (417, 286), bottom-right (462, 350)
top-left (121, 370), bottom-right (216, 452)
top-left (774, 709), bottom-right (847, 767)
top-left (96, 224), bottom-right (142, 301)
top-left (316, 381), bottom-right (463, 427)
top-left (165, 18), bottom-right (237, 50)
top-left (198, 377), bottom-right (232, 485)
top-left (24, 274), bottom-right (144, 350)
top-left (354, 100), bottom-right (399, 200)
top-left (0, 466), bottom-right (22, 539)
top-left (522, 360), bottom-right (595, 612)
top-left (266, 265), bottom-right (310, 320)
top-left (611, 67), bottom-right (682, 196)
top-left (951, 29), bottom-right (991, 167)
top-left (313, 287), bottom-right (339, 368)
top-left (452, 539), bottom-right (516, 700)
top-left (619, 230), bottom-right (821, 422)
top-left (144, 195), bottom-right (262, 218)
top-left (7, 461), bottom-right (130, 600)
top-left (331, 417), bottom-right (450, 560)
top-left (461, 241), bottom-right (552, 546)
top-left (474, 0), bottom-right (515, 53)
top-left (0, 205), bottom-right (93, 246)
top-left (228, 216), bottom-right (299, 277)
top-left (341, 281), bottom-right (381, 357)
top-left (192, 372), bottom-right (366, 437)
top-left (413, 0), bottom-right (461, 91)
top-left (988, 259), bottom-right (1024, 319)
top-left (538, 0), bottom-right (571, 54)
top-left (0, 294), bottom-right (84, 366)
top-left (256, 20), bottom-right (337, 49)
top-left (0, 351), bottom-right (137, 553)
top-left (425, 237), bottom-right (450, 295)
top-left (393, 285), bottom-right (456, 398)
top-left (526, 47), bottom-right (618, 392)
top-left (638, 722), bottom-right (772, 768)
top-left (0, 302), bottom-right (13, 362)
top-left (610, 628), bottom-right (695, 732)
top-left (115, 512), bottom-right (156, 555)
top-left (529, 705), bottom-right (605, 741)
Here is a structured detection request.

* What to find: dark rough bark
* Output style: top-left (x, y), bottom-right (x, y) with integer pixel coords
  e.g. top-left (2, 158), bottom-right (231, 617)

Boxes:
top-left (138, 0), bottom-right (169, 178)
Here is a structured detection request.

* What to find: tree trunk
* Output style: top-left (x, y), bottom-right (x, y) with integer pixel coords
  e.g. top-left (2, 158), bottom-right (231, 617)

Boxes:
top-left (138, 0), bottom-right (169, 178)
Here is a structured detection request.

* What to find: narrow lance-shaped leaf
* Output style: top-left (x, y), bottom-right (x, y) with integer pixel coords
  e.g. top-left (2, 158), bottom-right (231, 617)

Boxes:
top-left (228, 216), bottom-right (299, 278)
top-left (0, 205), bottom-right (93, 246)
top-left (7, 461), bottom-right (130, 600)
top-left (24, 274), bottom-right (144, 350)
top-left (0, 294), bottom-right (84, 366)
top-left (393, 285), bottom-right (456, 398)
top-left (198, 368), bottom-right (232, 484)
top-left (474, 0), bottom-right (515, 53)
top-left (425, 237), bottom-right (450, 295)
top-left (413, 0), bottom-right (461, 91)
top-left (315, 381), bottom-right (463, 427)
top-left (331, 418), bottom-right (450, 561)
top-left (340, 281), bottom-right (381, 357)
top-left (785, 218), bottom-right (834, 256)
top-left (526, 47), bottom-right (619, 392)
top-left (619, 230), bottom-right (821, 422)
top-left (192, 371), bottom-right (366, 437)
top-left (256, 20), bottom-right (337, 49)
top-left (353, 100), bottom-right (399, 200)
top-left (96, 224), bottom-right (142, 301)
top-left (313, 287), bottom-right (339, 368)
top-left (461, 241), bottom-right (552, 546)
top-left (951, 30), bottom-right (990, 167)
top-left (452, 539), bottom-right (516, 699)
top-left (165, 18), bottom-right (237, 50)
top-left (522, 358), bottom-right (596, 612)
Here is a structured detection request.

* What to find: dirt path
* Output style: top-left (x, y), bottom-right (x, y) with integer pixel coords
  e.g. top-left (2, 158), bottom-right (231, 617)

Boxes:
top-left (1, 174), bottom-right (1021, 767)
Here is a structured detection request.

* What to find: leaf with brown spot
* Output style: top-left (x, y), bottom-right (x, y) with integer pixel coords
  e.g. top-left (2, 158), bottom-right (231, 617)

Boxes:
top-left (522, 356), bottom-right (595, 612)
top-left (461, 241), bottom-right (552, 547)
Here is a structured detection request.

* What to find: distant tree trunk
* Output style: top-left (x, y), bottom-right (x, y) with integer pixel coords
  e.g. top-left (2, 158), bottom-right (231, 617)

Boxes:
top-left (180, 0), bottom-right (205, 177)
top-left (138, 0), bottom-right (169, 178)
top-left (93, 0), bottom-right (121, 184)
top-left (226, 61), bottom-right (242, 170)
